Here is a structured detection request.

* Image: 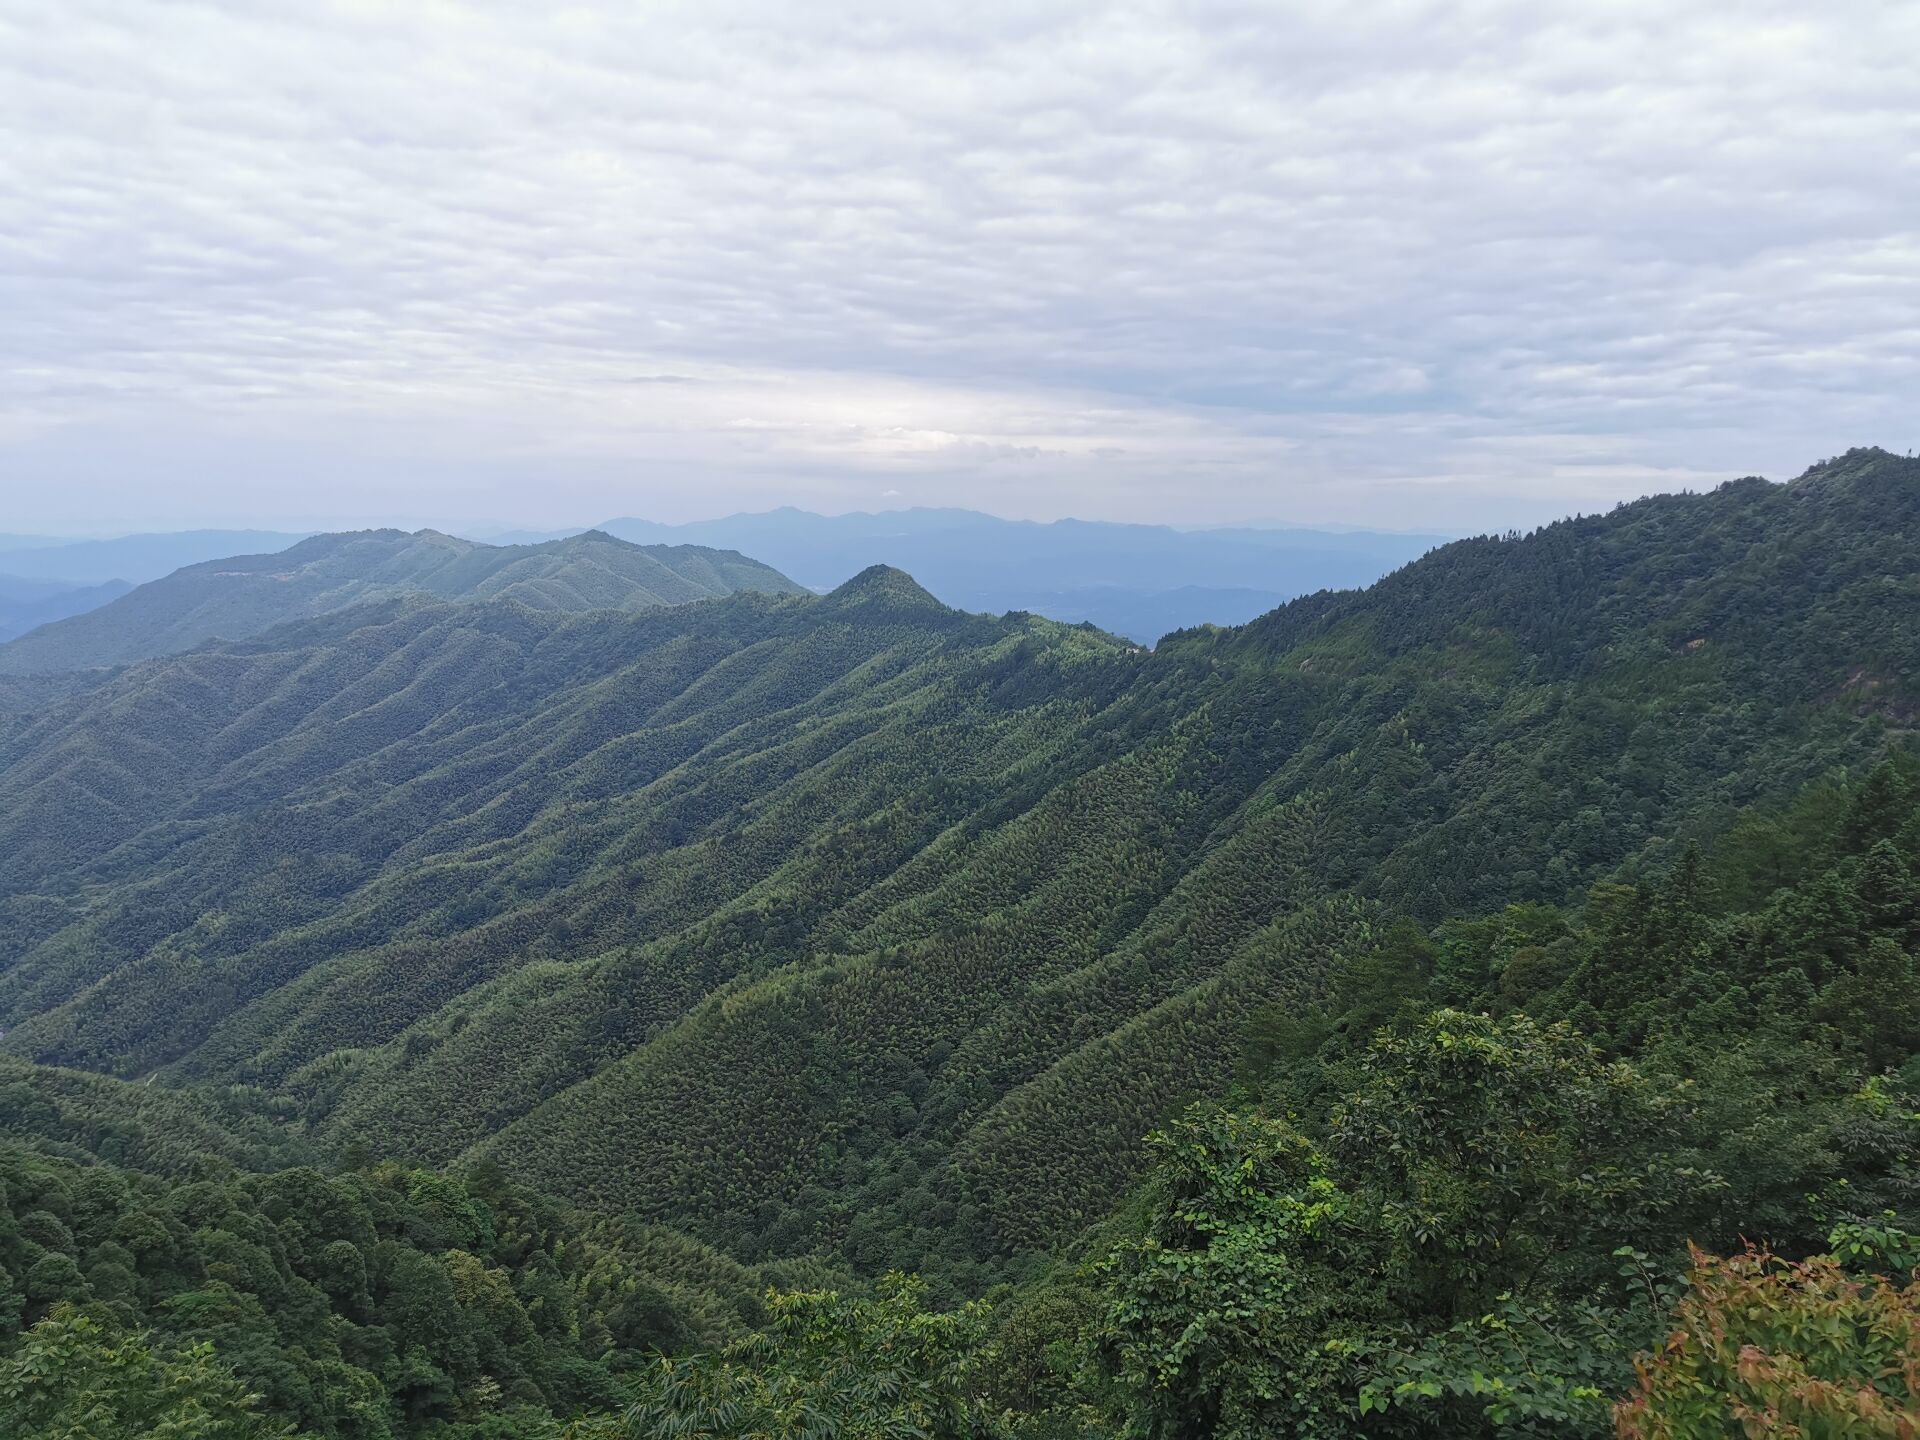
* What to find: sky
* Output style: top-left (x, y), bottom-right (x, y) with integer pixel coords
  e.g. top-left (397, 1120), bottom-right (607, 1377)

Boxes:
top-left (2, 0), bottom-right (1916, 535)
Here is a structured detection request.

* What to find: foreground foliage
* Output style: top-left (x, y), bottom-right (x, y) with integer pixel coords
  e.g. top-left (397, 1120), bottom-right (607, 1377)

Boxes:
top-left (0, 1306), bottom-right (291, 1440)
top-left (587, 1276), bottom-right (993, 1440)
top-left (0, 1138), bottom-right (798, 1438)
top-left (1615, 1246), bottom-right (1919, 1440)
top-left (1097, 1011), bottom-right (1714, 1438)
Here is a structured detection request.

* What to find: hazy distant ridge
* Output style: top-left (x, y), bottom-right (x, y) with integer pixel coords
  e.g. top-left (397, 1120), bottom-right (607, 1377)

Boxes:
top-left (0, 575), bottom-right (135, 643)
top-left (0, 529), bottom-right (315, 585)
top-left (0, 527), bottom-right (805, 674)
top-left (0, 507), bottom-right (1447, 648)
top-left (495, 507), bottom-right (1450, 641)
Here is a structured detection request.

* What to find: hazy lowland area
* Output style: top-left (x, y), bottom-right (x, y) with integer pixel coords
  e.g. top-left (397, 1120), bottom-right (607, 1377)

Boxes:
top-left (3, 4), bottom-right (1916, 1437)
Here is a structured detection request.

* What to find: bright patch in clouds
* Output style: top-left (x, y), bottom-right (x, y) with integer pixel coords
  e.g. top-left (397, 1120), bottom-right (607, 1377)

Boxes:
top-left (1, 0), bottom-right (1915, 529)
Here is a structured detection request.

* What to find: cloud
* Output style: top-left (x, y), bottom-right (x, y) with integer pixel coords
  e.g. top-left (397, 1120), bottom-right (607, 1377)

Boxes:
top-left (0, 0), bottom-right (1915, 529)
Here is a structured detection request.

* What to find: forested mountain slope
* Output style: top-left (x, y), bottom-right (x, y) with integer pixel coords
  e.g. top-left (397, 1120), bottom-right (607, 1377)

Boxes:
top-left (0, 450), bottom-right (1913, 1294)
top-left (0, 1048), bottom-right (842, 1438)
top-left (0, 527), bottom-right (806, 674)
top-left (0, 1110), bottom-right (824, 1438)
top-left (983, 753), bottom-right (1920, 1440)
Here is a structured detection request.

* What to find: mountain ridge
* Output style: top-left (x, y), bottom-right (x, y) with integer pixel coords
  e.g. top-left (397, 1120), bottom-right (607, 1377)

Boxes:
top-left (0, 574), bottom-right (134, 643)
top-left (0, 527), bottom-right (808, 675)
top-left (0, 528), bottom-right (314, 585)
top-left (492, 505), bottom-right (1452, 642)
top-left (0, 450), bottom-right (1911, 1282)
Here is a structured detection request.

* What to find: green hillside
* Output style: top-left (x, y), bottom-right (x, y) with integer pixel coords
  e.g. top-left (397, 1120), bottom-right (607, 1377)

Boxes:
top-left (0, 1049), bottom-right (839, 1438)
top-left (2, 450), bottom-right (1918, 1437)
top-left (0, 527), bottom-right (807, 674)
top-left (0, 1130), bottom-right (817, 1438)
top-left (0, 451), bottom-right (1912, 1301)
top-left (4, 759), bottom-right (1914, 1438)
top-left (967, 751), bottom-right (1920, 1439)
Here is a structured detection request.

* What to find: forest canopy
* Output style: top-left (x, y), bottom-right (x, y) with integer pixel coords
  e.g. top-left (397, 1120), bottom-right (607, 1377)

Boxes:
top-left (1, 449), bottom-right (1917, 1436)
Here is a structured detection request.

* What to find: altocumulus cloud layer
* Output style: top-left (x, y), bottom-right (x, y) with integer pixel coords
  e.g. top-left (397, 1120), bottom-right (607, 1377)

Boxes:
top-left (2, 0), bottom-right (1916, 529)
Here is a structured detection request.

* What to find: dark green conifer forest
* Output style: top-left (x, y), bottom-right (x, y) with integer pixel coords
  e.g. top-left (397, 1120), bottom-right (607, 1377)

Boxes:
top-left (1, 449), bottom-right (1916, 1437)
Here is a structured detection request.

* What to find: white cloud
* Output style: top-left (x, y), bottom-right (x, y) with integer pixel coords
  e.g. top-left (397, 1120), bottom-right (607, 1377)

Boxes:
top-left (0, 0), bottom-right (1915, 529)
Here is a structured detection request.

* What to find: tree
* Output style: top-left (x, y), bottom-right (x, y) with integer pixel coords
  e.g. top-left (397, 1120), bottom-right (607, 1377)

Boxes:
top-left (1330, 1010), bottom-right (1718, 1314)
top-left (598, 1274), bottom-right (996, 1439)
top-left (1615, 1244), bottom-right (1920, 1439)
top-left (1100, 1012), bottom-right (1725, 1439)
top-left (1817, 937), bottom-right (1920, 1073)
top-left (1099, 1107), bottom-right (1369, 1439)
top-left (0, 1304), bottom-right (296, 1439)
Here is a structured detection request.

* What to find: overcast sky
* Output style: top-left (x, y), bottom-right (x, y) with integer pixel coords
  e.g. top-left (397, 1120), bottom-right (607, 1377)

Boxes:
top-left (2, 1), bottom-right (1916, 533)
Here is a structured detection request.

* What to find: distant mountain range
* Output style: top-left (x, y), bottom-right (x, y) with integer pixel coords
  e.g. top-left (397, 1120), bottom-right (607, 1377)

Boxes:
top-left (494, 508), bottom-right (1450, 642)
top-left (0, 575), bottom-right (134, 643)
top-left (0, 528), bottom-right (315, 585)
top-left (0, 509), bottom-right (1448, 649)
top-left (0, 528), bottom-right (805, 674)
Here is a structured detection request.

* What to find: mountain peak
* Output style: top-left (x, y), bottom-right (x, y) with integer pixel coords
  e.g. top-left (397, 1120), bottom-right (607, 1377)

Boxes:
top-left (825, 564), bottom-right (946, 612)
top-left (1793, 445), bottom-right (1912, 485)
